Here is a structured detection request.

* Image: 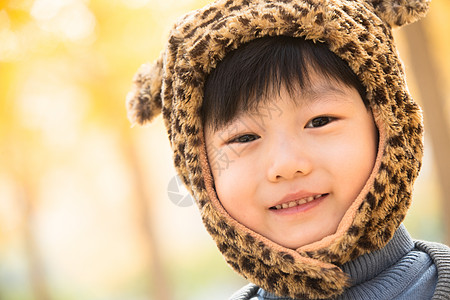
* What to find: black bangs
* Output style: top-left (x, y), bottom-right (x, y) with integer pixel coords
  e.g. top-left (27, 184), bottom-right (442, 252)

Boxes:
top-left (201, 35), bottom-right (367, 131)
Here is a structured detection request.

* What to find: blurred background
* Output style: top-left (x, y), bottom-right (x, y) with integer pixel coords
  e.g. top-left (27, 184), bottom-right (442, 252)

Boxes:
top-left (0, 0), bottom-right (449, 299)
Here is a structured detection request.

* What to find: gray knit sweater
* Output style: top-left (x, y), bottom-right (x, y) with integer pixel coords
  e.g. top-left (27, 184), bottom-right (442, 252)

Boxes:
top-left (230, 225), bottom-right (450, 300)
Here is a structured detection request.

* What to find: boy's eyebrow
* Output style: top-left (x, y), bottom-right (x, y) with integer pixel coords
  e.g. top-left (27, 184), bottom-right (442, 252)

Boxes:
top-left (299, 83), bottom-right (351, 103)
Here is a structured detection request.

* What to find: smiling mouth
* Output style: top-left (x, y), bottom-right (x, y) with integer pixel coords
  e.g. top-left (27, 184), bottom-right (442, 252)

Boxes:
top-left (270, 194), bottom-right (328, 210)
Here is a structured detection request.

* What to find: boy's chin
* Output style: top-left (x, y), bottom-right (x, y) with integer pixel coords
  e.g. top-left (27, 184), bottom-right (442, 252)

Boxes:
top-left (270, 225), bottom-right (339, 250)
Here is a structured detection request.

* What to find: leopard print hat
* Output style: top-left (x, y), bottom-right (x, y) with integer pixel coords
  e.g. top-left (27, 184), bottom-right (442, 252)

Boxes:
top-left (126, 0), bottom-right (429, 298)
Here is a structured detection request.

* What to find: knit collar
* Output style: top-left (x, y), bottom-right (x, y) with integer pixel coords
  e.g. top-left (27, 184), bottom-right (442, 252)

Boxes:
top-left (340, 224), bottom-right (414, 286)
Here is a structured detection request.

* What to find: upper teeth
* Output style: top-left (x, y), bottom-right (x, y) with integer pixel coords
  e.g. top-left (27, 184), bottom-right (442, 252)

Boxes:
top-left (274, 194), bottom-right (323, 210)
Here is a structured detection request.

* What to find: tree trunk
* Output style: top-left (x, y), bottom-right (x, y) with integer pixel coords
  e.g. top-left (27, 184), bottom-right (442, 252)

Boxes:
top-left (21, 185), bottom-right (51, 300)
top-left (121, 131), bottom-right (173, 300)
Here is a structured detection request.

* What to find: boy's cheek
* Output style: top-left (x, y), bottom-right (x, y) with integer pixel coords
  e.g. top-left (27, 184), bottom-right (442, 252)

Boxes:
top-left (208, 151), bottom-right (235, 178)
top-left (212, 157), bottom-right (257, 190)
top-left (207, 143), bottom-right (257, 177)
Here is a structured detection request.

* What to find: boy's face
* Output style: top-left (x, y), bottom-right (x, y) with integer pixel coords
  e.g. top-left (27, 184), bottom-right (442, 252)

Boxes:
top-left (204, 73), bottom-right (378, 249)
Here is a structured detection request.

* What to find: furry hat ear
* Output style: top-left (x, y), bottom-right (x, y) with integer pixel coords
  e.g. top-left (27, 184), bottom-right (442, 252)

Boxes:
top-left (126, 54), bottom-right (164, 126)
top-left (367, 0), bottom-right (430, 27)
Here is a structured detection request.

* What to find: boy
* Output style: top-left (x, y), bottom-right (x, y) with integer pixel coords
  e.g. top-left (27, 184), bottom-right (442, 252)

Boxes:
top-left (126, 0), bottom-right (450, 299)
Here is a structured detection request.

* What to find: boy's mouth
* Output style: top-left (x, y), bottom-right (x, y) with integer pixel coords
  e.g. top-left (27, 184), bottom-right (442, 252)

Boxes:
top-left (270, 193), bottom-right (328, 210)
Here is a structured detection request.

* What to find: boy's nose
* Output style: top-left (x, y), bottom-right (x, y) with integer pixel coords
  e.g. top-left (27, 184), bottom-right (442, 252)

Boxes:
top-left (266, 140), bottom-right (313, 182)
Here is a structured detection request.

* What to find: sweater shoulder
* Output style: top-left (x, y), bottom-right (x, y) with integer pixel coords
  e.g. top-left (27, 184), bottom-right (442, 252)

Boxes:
top-left (415, 240), bottom-right (450, 299)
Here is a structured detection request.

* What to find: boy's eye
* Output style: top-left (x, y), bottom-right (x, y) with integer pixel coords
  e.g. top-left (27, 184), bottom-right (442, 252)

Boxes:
top-left (306, 116), bottom-right (336, 128)
top-left (228, 134), bottom-right (259, 144)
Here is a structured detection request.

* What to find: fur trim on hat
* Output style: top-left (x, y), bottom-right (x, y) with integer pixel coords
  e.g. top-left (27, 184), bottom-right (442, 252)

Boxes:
top-left (368, 0), bottom-right (430, 27)
top-left (126, 54), bottom-right (164, 125)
